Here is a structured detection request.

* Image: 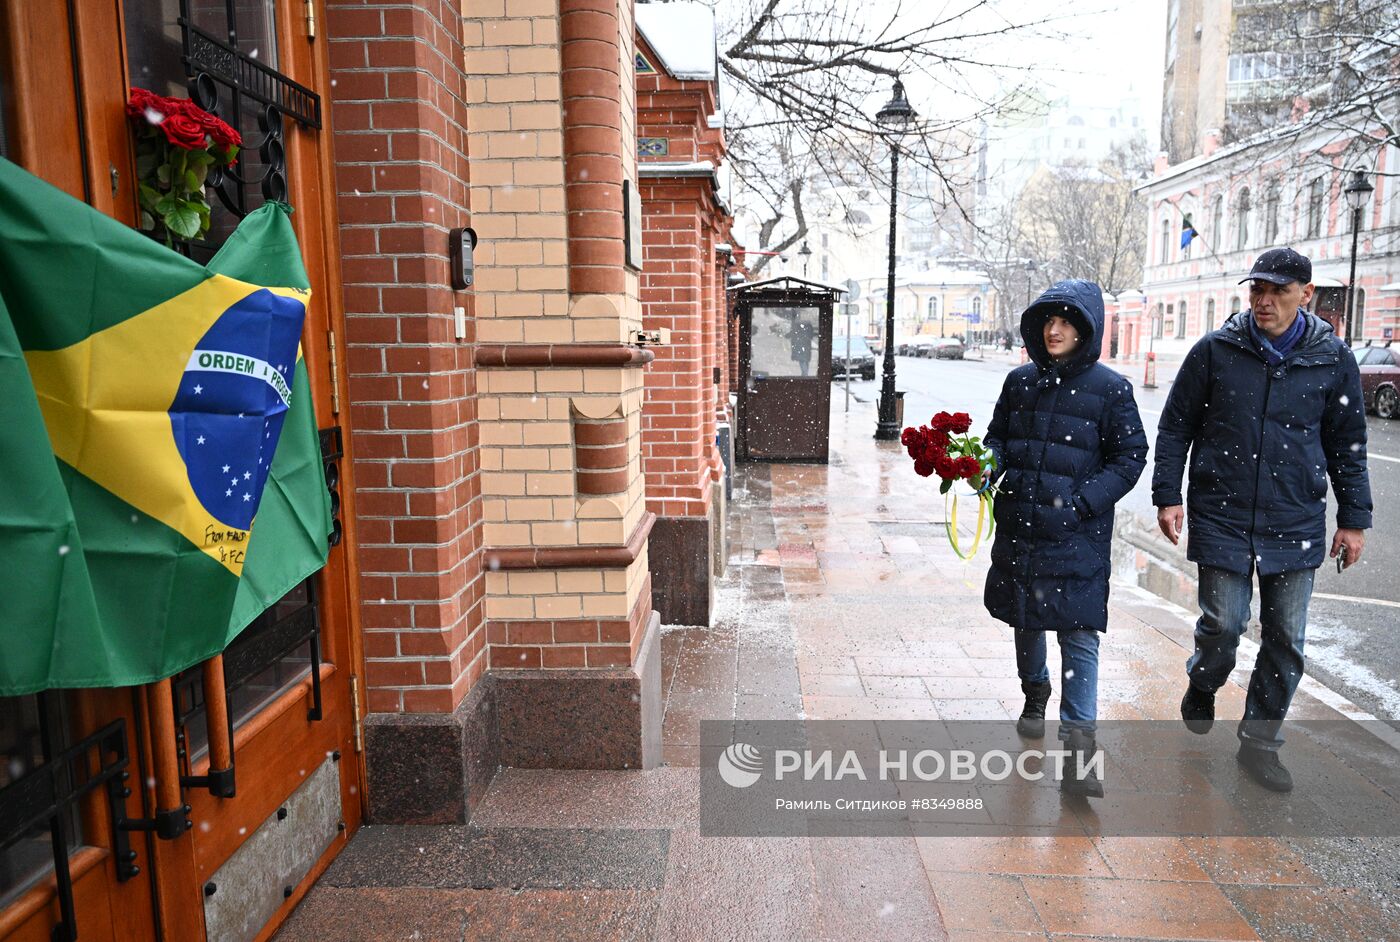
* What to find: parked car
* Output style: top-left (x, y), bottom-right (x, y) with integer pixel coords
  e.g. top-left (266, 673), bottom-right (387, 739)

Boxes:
top-left (910, 339), bottom-right (937, 358)
top-left (832, 335), bottom-right (877, 380)
top-left (930, 337), bottom-right (966, 360)
top-left (1351, 342), bottom-right (1400, 418)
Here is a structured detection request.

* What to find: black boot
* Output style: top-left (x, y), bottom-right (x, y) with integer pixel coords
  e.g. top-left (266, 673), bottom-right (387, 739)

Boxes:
top-left (1180, 683), bottom-right (1216, 735)
top-left (1060, 728), bottom-right (1104, 798)
top-left (1016, 680), bottom-right (1052, 738)
top-left (1236, 744), bottom-right (1293, 792)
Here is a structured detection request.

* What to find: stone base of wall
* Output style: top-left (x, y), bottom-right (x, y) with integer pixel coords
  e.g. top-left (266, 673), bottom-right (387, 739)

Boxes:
top-left (493, 611), bottom-right (662, 769)
top-left (363, 676), bottom-right (499, 825)
top-left (649, 513), bottom-right (716, 626)
top-left (711, 478), bottom-right (727, 581)
top-left (364, 614), bottom-right (663, 821)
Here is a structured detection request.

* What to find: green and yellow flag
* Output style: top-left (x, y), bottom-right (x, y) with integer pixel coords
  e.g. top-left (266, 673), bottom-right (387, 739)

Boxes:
top-left (0, 158), bottom-right (332, 695)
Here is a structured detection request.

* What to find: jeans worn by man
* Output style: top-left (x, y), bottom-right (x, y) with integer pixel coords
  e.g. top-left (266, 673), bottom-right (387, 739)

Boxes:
top-left (1152, 247), bottom-right (1372, 793)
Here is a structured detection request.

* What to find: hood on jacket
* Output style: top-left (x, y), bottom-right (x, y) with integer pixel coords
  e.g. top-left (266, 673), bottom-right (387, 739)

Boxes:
top-left (1221, 308), bottom-right (1337, 356)
top-left (1020, 279), bottom-right (1105, 374)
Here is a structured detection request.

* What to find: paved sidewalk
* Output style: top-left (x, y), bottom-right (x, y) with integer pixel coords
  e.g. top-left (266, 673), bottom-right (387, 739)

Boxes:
top-left (276, 400), bottom-right (1399, 942)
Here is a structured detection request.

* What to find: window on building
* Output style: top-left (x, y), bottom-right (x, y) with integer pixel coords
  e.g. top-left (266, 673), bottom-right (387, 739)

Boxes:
top-left (1356, 288), bottom-right (1366, 335)
top-left (1206, 297), bottom-right (1216, 332)
top-left (821, 232), bottom-right (829, 248)
top-left (1307, 177), bottom-right (1325, 238)
top-left (1, 695), bottom-right (82, 907)
top-left (1068, 115), bottom-right (1085, 126)
top-left (821, 255), bottom-right (829, 282)
top-left (1154, 304), bottom-right (1165, 338)
top-left (1211, 194), bottom-right (1224, 245)
top-left (1064, 138), bottom-right (1072, 149)
top-left (1264, 182), bottom-right (1281, 243)
top-left (972, 296), bottom-right (982, 320)
top-left (1166, 303), bottom-right (1176, 336)
top-left (1236, 187), bottom-right (1251, 250)
top-left (1160, 217), bottom-right (1171, 264)
top-left (1132, 116), bottom-right (1139, 127)
top-left (1110, 116), bottom-right (1118, 128)
top-left (1178, 300), bottom-right (1188, 337)
top-left (1078, 138), bottom-right (1086, 150)
top-left (927, 296), bottom-right (939, 321)
top-left (1231, 296), bottom-right (1242, 318)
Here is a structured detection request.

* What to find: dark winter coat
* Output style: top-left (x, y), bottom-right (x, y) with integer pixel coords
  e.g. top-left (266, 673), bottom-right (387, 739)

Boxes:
top-left (1151, 310), bottom-right (1372, 576)
top-left (984, 281), bottom-right (1148, 633)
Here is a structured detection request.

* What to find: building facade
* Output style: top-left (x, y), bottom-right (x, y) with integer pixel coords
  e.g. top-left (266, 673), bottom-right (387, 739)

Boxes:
top-left (1136, 128), bottom-right (1400, 359)
top-left (0, 0), bottom-right (734, 940)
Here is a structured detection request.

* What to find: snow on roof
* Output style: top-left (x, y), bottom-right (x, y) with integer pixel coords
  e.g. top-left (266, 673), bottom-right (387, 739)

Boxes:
top-left (727, 275), bottom-right (848, 295)
top-left (636, 3), bottom-right (717, 82)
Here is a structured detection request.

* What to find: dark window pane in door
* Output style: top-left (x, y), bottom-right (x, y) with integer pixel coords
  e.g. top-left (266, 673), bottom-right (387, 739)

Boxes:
top-left (0, 695), bottom-right (81, 907)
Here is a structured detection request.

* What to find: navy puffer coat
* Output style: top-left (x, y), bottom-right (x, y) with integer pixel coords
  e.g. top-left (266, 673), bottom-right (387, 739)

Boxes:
top-left (984, 281), bottom-right (1148, 633)
top-left (1152, 310), bottom-right (1371, 576)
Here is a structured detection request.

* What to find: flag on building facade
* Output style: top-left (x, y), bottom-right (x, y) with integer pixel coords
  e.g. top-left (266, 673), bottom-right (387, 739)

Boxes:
top-left (0, 158), bottom-right (331, 695)
top-left (1180, 215), bottom-right (1199, 249)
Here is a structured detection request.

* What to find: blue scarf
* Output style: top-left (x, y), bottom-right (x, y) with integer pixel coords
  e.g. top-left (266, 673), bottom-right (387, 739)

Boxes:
top-left (1248, 309), bottom-right (1307, 366)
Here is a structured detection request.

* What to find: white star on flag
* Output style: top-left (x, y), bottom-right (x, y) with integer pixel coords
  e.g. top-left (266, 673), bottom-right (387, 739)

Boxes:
top-left (243, 471), bottom-right (251, 480)
top-left (222, 465), bottom-right (230, 473)
top-left (194, 385), bottom-right (203, 394)
top-left (242, 493), bottom-right (251, 502)
top-left (196, 435), bottom-right (206, 445)
top-left (226, 489), bottom-right (232, 497)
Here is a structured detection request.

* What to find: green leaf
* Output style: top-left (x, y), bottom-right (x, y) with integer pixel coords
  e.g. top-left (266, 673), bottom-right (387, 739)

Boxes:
top-left (939, 479), bottom-right (953, 494)
top-left (184, 169), bottom-right (201, 192)
top-left (224, 144), bottom-right (240, 165)
top-left (187, 150), bottom-right (215, 167)
top-left (165, 203), bottom-right (203, 239)
top-left (138, 184), bottom-right (162, 211)
top-left (138, 210), bottom-right (155, 231)
top-left (155, 194), bottom-right (178, 216)
top-left (155, 163), bottom-right (171, 186)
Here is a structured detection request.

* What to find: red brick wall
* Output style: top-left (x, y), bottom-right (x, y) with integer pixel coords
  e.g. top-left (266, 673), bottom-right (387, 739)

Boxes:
top-left (327, 0), bottom-right (484, 714)
top-left (639, 179), bottom-right (712, 516)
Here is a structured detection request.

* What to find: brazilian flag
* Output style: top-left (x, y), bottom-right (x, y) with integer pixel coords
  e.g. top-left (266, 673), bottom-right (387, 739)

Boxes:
top-left (0, 158), bottom-right (332, 695)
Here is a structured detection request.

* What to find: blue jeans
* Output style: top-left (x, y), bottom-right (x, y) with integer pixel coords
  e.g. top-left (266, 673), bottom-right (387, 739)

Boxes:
top-left (1187, 565), bottom-right (1315, 751)
top-left (1015, 629), bottom-right (1099, 737)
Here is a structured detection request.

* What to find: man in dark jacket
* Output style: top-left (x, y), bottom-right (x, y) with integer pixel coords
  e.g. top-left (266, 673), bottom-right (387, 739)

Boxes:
top-left (985, 280), bottom-right (1148, 797)
top-left (1153, 247), bottom-right (1372, 793)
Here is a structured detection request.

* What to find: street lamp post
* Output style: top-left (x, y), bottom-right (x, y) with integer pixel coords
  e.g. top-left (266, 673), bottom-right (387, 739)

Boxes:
top-left (798, 240), bottom-right (812, 277)
top-left (1343, 170), bottom-right (1374, 345)
top-left (874, 77), bottom-right (916, 441)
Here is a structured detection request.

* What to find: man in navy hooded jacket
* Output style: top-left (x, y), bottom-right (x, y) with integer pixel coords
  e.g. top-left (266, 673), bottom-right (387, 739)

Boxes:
top-left (1153, 248), bottom-right (1372, 793)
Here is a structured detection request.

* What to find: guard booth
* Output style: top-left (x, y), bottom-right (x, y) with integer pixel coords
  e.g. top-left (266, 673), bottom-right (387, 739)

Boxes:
top-left (731, 276), bottom-right (843, 462)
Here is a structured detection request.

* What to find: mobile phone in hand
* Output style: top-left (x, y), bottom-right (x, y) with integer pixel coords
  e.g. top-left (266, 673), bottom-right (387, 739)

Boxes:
top-left (1337, 545), bottom-right (1347, 573)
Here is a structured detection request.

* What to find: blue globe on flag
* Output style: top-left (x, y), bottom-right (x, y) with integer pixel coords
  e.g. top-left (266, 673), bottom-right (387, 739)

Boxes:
top-left (169, 288), bottom-right (307, 530)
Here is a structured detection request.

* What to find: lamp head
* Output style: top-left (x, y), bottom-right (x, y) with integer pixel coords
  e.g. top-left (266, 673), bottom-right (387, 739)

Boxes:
top-left (875, 78), bottom-right (916, 133)
top-left (1344, 169), bottom-right (1374, 212)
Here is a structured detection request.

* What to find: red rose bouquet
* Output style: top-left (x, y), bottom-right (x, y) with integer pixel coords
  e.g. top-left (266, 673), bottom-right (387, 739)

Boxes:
top-left (126, 88), bottom-right (242, 243)
top-left (902, 411), bottom-right (998, 559)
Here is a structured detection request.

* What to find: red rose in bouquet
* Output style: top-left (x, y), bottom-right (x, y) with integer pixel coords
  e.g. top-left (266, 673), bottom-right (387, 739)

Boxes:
top-left (126, 87), bottom-right (243, 243)
top-left (901, 411), bottom-right (997, 494)
top-left (159, 113), bottom-right (209, 150)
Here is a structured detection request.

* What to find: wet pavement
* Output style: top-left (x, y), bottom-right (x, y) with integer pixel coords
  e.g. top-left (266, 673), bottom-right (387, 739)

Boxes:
top-left (276, 396), bottom-right (1400, 941)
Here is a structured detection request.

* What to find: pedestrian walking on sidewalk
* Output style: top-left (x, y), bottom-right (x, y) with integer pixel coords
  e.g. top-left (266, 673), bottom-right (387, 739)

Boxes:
top-left (1153, 247), bottom-right (1372, 794)
top-left (984, 280), bottom-right (1148, 798)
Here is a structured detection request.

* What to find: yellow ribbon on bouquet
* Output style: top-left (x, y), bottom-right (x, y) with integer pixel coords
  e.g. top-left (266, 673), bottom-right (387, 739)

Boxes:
top-left (945, 480), bottom-right (996, 560)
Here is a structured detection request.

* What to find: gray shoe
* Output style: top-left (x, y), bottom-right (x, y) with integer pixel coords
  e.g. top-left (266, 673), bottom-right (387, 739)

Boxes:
top-left (1060, 729), bottom-right (1104, 798)
top-left (1180, 684), bottom-right (1215, 735)
top-left (1237, 744), bottom-right (1293, 793)
top-left (1016, 680), bottom-right (1052, 738)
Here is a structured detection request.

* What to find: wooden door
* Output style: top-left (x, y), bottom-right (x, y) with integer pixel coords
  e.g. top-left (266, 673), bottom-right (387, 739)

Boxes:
top-left (0, 1), bottom-right (364, 940)
top-left (739, 291), bottom-right (834, 462)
